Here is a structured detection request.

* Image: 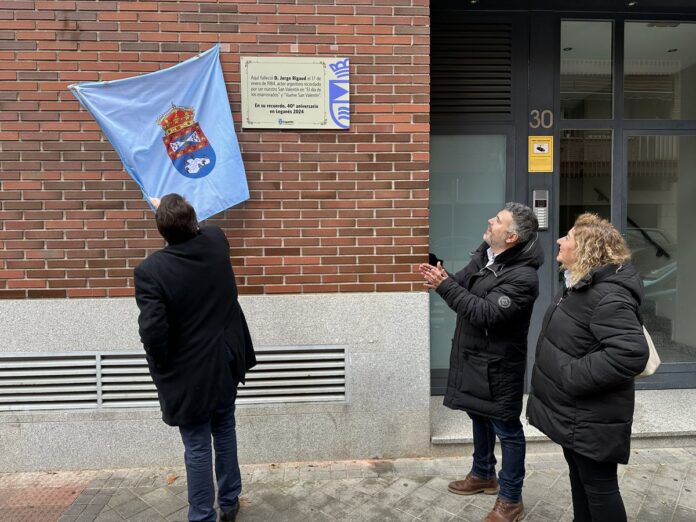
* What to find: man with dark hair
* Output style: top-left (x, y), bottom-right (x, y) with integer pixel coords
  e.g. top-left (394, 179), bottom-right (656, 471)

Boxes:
top-left (134, 193), bottom-right (255, 522)
top-left (153, 194), bottom-right (199, 245)
top-left (419, 202), bottom-right (543, 522)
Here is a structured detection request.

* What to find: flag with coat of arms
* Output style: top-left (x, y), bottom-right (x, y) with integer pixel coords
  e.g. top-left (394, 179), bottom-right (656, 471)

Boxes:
top-left (69, 44), bottom-right (248, 221)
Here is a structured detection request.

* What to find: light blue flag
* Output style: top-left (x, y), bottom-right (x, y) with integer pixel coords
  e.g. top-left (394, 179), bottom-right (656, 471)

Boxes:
top-left (69, 45), bottom-right (248, 221)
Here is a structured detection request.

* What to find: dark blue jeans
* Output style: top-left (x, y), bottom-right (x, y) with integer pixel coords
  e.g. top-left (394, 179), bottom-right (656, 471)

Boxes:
top-left (179, 404), bottom-right (241, 522)
top-left (467, 412), bottom-right (526, 503)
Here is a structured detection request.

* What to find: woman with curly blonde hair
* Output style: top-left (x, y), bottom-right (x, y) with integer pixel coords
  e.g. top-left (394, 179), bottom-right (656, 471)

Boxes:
top-left (526, 213), bottom-right (649, 522)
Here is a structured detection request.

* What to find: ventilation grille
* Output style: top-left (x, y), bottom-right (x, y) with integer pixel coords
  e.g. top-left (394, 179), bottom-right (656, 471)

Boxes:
top-left (431, 18), bottom-right (513, 119)
top-left (0, 346), bottom-right (347, 412)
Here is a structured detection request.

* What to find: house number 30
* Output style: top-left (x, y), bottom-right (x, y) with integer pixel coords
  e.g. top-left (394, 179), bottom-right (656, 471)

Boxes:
top-left (529, 109), bottom-right (553, 129)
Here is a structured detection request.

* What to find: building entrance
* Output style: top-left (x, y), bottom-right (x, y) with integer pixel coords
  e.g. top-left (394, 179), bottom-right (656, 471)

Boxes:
top-left (430, 1), bottom-right (696, 394)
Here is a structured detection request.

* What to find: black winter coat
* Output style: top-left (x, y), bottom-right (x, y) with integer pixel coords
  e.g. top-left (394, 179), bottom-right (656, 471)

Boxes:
top-left (134, 225), bottom-right (256, 427)
top-left (526, 263), bottom-right (649, 464)
top-left (438, 237), bottom-right (543, 421)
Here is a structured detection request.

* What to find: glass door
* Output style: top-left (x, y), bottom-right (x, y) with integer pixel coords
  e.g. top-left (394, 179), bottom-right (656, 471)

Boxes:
top-left (555, 15), bottom-right (696, 388)
top-left (429, 134), bottom-right (509, 394)
top-left (626, 134), bottom-right (696, 387)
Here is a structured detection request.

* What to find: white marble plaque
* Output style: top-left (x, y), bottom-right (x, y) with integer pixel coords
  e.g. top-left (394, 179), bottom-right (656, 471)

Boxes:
top-left (241, 57), bottom-right (350, 130)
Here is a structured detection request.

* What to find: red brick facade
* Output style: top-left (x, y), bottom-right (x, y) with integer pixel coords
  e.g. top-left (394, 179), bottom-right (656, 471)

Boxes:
top-left (0, 0), bottom-right (430, 298)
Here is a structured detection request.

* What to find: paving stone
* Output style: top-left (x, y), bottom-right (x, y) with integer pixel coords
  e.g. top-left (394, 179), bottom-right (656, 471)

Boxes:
top-left (106, 488), bottom-right (140, 509)
top-left (4, 448), bottom-right (696, 522)
top-left (352, 476), bottom-right (397, 496)
top-left (93, 507), bottom-right (126, 522)
top-left (3, 506), bottom-right (69, 521)
top-left (139, 487), bottom-right (188, 517)
top-left (74, 489), bottom-right (100, 505)
top-left (126, 507), bottom-right (168, 521)
top-left (353, 499), bottom-right (422, 521)
top-left (425, 490), bottom-right (472, 516)
top-left (165, 506), bottom-right (188, 522)
top-left (109, 495), bottom-right (150, 519)
top-left (673, 504), bottom-right (696, 522)
top-left (453, 501), bottom-right (491, 521)
top-left (89, 491), bottom-right (114, 508)
top-left (61, 503), bottom-right (88, 518)
top-left (75, 502), bottom-right (108, 522)
top-left (620, 486), bottom-right (647, 520)
top-left (410, 483), bottom-right (442, 503)
top-left (373, 477), bottom-right (431, 505)
top-left (527, 499), bottom-right (566, 520)
top-left (392, 493), bottom-right (430, 518)
top-left (678, 481), bottom-right (696, 511)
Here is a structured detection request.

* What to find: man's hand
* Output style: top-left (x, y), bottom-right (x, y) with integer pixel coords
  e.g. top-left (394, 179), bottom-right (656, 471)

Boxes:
top-left (150, 197), bottom-right (161, 209)
top-left (418, 261), bottom-right (448, 290)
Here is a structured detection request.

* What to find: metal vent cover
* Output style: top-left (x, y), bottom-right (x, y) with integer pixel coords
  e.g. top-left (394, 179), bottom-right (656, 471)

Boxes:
top-left (431, 16), bottom-right (513, 119)
top-left (0, 345), bottom-right (347, 412)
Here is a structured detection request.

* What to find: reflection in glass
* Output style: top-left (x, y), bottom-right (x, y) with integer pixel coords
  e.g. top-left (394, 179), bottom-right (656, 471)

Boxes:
top-left (625, 22), bottom-right (696, 119)
top-left (559, 130), bottom-right (612, 238)
top-left (560, 21), bottom-right (613, 119)
top-left (429, 135), bottom-right (506, 372)
top-left (627, 135), bottom-right (696, 363)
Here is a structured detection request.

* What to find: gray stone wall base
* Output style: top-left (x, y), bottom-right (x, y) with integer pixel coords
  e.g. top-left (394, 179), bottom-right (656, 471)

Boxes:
top-left (0, 293), bottom-right (430, 472)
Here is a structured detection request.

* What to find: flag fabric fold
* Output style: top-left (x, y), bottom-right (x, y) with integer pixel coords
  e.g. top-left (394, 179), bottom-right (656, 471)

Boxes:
top-left (69, 45), bottom-right (248, 221)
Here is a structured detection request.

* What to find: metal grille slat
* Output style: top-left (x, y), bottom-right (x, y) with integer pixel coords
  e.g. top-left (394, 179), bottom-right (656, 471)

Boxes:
top-left (237, 387), bottom-right (345, 396)
top-left (102, 383), bottom-right (157, 391)
top-left (0, 394), bottom-right (99, 403)
top-left (241, 378), bottom-right (345, 388)
top-left (0, 385), bottom-right (97, 394)
top-left (102, 375), bottom-right (155, 382)
top-left (247, 370), bottom-right (344, 379)
top-left (0, 346), bottom-right (347, 411)
top-left (0, 377), bottom-right (96, 386)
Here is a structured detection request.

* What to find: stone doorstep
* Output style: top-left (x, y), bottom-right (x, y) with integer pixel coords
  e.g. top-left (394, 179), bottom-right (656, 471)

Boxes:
top-left (431, 389), bottom-right (696, 447)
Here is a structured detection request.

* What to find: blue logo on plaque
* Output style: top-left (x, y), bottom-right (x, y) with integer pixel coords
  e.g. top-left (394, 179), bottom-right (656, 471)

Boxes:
top-left (328, 59), bottom-right (350, 129)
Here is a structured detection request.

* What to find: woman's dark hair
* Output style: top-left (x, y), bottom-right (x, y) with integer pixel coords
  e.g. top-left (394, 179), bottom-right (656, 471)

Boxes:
top-left (155, 194), bottom-right (198, 244)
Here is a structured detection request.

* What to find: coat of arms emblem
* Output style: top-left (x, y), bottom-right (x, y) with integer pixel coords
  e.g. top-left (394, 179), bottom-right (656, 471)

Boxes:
top-left (328, 59), bottom-right (350, 129)
top-left (158, 104), bottom-right (216, 178)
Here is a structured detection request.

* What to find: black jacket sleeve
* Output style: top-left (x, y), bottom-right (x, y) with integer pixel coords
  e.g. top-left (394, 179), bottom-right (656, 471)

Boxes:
top-left (134, 265), bottom-right (169, 365)
top-left (562, 294), bottom-right (649, 396)
top-left (435, 267), bottom-right (538, 329)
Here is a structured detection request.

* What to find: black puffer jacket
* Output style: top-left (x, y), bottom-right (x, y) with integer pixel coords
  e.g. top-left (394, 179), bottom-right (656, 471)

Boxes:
top-left (437, 237), bottom-right (543, 421)
top-left (526, 263), bottom-right (649, 464)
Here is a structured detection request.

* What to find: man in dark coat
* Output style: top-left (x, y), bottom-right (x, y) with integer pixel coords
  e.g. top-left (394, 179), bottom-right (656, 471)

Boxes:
top-left (134, 194), bottom-right (255, 522)
top-left (420, 202), bottom-right (543, 522)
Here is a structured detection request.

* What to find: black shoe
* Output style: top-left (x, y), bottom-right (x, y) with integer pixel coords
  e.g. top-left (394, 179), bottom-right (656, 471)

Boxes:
top-left (220, 498), bottom-right (240, 521)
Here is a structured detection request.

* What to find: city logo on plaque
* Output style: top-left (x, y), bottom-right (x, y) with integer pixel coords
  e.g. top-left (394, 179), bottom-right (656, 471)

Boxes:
top-left (328, 59), bottom-right (350, 129)
top-left (158, 104), bottom-right (217, 179)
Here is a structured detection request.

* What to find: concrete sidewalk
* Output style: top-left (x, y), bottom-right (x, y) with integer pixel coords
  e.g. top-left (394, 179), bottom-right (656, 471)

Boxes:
top-left (2, 447), bottom-right (696, 521)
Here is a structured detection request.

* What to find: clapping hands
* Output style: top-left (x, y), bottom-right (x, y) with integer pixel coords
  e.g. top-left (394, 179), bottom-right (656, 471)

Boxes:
top-left (418, 261), bottom-right (448, 290)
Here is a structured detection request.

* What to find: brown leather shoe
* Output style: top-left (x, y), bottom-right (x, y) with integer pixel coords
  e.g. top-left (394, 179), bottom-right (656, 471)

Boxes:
top-left (484, 497), bottom-right (524, 522)
top-left (447, 472), bottom-right (499, 495)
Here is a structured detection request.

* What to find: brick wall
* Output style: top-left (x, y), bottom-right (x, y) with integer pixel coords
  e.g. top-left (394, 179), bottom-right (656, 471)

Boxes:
top-left (0, 0), bottom-right (430, 298)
